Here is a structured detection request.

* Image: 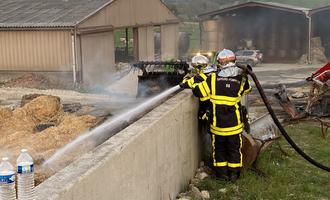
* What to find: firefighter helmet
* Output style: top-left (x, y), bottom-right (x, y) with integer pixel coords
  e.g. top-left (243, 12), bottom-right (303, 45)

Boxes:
top-left (217, 49), bottom-right (236, 65)
top-left (191, 55), bottom-right (209, 69)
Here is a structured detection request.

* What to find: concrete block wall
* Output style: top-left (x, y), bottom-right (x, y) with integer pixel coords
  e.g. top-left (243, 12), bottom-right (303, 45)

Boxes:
top-left (36, 90), bottom-right (200, 200)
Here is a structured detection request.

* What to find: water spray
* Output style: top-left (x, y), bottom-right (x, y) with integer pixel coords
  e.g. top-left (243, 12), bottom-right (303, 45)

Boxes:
top-left (43, 85), bottom-right (181, 170)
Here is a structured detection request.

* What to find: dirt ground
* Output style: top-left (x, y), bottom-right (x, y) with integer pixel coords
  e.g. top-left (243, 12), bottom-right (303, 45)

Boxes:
top-left (0, 95), bottom-right (101, 184)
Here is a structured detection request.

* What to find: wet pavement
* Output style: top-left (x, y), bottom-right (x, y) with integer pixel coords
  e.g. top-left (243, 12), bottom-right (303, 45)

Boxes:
top-left (252, 63), bottom-right (322, 88)
top-left (248, 63), bottom-right (326, 120)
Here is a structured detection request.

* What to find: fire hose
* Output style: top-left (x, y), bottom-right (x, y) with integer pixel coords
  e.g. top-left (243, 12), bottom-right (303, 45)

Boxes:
top-left (237, 65), bottom-right (330, 172)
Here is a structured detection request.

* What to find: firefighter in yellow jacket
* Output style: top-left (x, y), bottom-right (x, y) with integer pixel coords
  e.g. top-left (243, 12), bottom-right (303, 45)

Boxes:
top-left (180, 55), bottom-right (217, 166)
top-left (180, 55), bottom-right (216, 120)
top-left (190, 49), bottom-right (252, 181)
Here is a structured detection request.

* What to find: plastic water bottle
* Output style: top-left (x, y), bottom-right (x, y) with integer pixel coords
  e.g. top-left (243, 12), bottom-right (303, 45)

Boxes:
top-left (17, 149), bottom-right (35, 200)
top-left (0, 157), bottom-right (16, 200)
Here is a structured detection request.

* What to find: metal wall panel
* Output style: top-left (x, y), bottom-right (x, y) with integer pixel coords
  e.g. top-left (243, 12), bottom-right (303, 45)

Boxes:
top-left (160, 24), bottom-right (178, 60)
top-left (203, 20), bottom-right (219, 51)
top-left (79, 0), bottom-right (178, 28)
top-left (0, 31), bottom-right (72, 71)
top-left (137, 26), bottom-right (155, 61)
top-left (80, 31), bottom-right (115, 84)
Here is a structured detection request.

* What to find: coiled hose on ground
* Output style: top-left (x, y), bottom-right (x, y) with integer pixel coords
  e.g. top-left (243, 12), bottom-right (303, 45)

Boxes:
top-left (238, 65), bottom-right (330, 172)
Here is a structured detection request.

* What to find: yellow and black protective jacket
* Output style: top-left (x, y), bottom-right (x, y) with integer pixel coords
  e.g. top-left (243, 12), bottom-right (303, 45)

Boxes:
top-left (181, 72), bottom-right (208, 91)
top-left (192, 66), bottom-right (252, 136)
top-left (181, 66), bottom-right (216, 120)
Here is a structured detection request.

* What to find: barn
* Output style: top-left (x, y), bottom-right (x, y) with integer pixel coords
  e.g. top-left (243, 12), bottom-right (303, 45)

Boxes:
top-left (0, 0), bottom-right (179, 84)
top-left (199, 1), bottom-right (330, 63)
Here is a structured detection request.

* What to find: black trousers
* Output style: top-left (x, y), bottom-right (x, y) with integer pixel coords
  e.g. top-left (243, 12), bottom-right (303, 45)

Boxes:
top-left (212, 133), bottom-right (243, 171)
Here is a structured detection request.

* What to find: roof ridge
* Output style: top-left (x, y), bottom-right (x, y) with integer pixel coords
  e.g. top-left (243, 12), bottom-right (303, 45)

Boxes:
top-left (0, 0), bottom-right (113, 28)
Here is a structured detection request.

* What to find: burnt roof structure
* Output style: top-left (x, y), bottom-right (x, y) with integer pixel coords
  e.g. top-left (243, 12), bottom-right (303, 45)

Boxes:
top-left (199, 1), bottom-right (330, 19)
top-left (198, 1), bottom-right (330, 63)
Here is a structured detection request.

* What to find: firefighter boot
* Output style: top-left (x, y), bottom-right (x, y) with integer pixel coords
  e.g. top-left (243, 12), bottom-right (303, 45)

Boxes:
top-left (228, 170), bottom-right (240, 182)
top-left (214, 167), bottom-right (228, 181)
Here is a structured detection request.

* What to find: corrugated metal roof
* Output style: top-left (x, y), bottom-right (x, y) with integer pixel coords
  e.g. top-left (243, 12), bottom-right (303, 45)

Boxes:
top-left (199, 1), bottom-right (311, 18)
top-left (0, 0), bottom-right (114, 28)
top-left (258, 1), bottom-right (309, 11)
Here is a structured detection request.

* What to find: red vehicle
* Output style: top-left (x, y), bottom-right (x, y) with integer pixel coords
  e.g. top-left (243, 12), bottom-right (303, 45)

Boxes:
top-left (306, 62), bottom-right (330, 86)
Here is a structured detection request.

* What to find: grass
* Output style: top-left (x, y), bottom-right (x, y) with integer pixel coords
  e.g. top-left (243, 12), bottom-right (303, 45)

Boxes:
top-left (196, 121), bottom-right (330, 200)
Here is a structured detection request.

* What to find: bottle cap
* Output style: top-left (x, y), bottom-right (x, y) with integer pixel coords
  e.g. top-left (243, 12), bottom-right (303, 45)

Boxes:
top-left (21, 149), bottom-right (28, 153)
top-left (2, 157), bottom-right (9, 161)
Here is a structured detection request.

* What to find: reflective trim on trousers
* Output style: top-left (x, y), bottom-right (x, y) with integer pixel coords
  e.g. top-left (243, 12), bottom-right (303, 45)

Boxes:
top-left (214, 162), bottom-right (228, 167)
top-left (228, 162), bottom-right (242, 168)
top-left (210, 126), bottom-right (243, 136)
top-left (211, 123), bottom-right (243, 132)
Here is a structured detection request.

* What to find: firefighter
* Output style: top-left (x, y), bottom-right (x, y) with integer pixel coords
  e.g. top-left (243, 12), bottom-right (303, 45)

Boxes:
top-left (180, 55), bottom-right (217, 166)
top-left (180, 55), bottom-right (216, 120)
top-left (190, 49), bottom-right (252, 181)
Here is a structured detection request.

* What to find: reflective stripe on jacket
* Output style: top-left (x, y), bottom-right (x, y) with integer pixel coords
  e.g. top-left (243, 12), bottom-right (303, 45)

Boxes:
top-left (181, 72), bottom-right (209, 101)
top-left (192, 71), bottom-right (252, 136)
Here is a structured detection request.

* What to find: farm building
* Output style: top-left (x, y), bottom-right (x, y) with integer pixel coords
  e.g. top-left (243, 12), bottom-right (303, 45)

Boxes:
top-left (0, 0), bottom-right (179, 84)
top-left (199, 1), bottom-right (330, 63)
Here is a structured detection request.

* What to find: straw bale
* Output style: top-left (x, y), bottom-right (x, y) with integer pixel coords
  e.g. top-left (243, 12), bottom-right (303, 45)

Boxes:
top-left (299, 47), bottom-right (329, 64)
top-left (20, 94), bottom-right (43, 107)
top-left (0, 95), bottom-right (99, 185)
top-left (311, 37), bottom-right (322, 48)
top-left (0, 107), bottom-right (12, 122)
top-left (22, 95), bottom-right (62, 123)
top-left (311, 48), bottom-right (328, 63)
top-left (13, 114), bottom-right (97, 152)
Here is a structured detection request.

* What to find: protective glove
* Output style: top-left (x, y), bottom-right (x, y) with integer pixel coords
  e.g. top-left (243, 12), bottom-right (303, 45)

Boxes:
top-left (179, 83), bottom-right (185, 89)
top-left (183, 73), bottom-right (193, 80)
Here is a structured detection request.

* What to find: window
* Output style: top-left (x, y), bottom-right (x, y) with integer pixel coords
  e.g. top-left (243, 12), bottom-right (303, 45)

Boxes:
top-left (235, 51), bottom-right (243, 56)
top-left (243, 51), bottom-right (254, 56)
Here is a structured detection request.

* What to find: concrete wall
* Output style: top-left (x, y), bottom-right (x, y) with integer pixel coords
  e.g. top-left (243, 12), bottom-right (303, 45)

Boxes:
top-left (36, 90), bottom-right (200, 200)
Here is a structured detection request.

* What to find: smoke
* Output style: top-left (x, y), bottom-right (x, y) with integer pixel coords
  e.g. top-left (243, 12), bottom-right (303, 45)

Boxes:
top-left (136, 74), bottom-right (172, 98)
top-left (42, 85), bottom-right (181, 172)
top-left (105, 65), bottom-right (139, 98)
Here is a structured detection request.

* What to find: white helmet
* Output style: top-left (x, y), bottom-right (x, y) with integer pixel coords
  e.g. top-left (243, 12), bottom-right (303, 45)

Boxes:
top-left (217, 49), bottom-right (236, 65)
top-left (191, 55), bottom-right (209, 69)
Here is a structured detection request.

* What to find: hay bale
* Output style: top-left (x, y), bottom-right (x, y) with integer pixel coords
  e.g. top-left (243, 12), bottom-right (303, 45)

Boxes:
top-left (23, 95), bottom-right (62, 122)
top-left (299, 37), bottom-right (329, 64)
top-left (311, 37), bottom-right (322, 48)
top-left (21, 114), bottom-right (97, 152)
top-left (298, 54), bottom-right (308, 64)
top-left (0, 95), bottom-right (98, 185)
top-left (299, 48), bottom-right (328, 64)
top-left (0, 107), bottom-right (12, 121)
top-left (21, 94), bottom-right (43, 107)
top-left (311, 47), bottom-right (328, 63)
